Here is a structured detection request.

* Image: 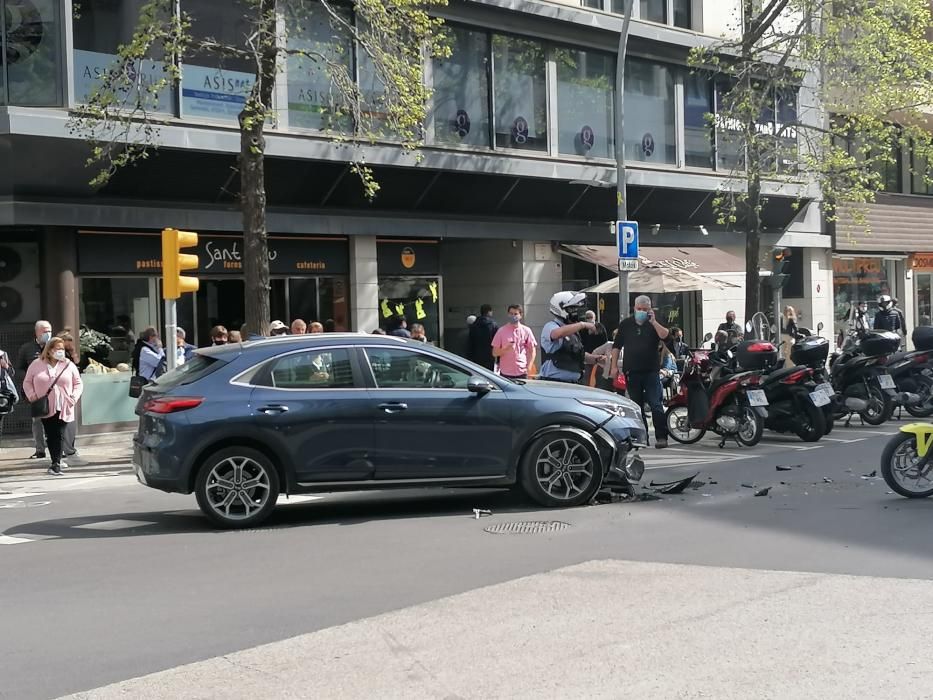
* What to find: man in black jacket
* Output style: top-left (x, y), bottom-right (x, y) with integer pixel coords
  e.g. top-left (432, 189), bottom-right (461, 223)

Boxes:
top-left (17, 320), bottom-right (52, 460)
top-left (468, 304), bottom-right (498, 370)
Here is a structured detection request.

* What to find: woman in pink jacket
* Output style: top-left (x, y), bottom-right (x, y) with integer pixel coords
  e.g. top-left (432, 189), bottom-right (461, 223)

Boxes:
top-left (23, 337), bottom-right (83, 476)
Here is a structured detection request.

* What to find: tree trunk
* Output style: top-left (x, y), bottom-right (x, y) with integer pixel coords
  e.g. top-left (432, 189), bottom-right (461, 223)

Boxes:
top-left (742, 0), bottom-right (760, 325)
top-left (239, 0), bottom-right (278, 337)
top-left (744, 173), bottom-right (762, 322)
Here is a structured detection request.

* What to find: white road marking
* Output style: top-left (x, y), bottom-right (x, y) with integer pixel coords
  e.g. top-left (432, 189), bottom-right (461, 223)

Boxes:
top-left (74, 519), bottom-right (157, 531)
top-left (0, 491), bottom-right (44, 500)
top-left (0, 535), bottom-right (33, 545)
top-left (821, 437), bottom-right (868, 444)
top-left (276, 495), bottom-right (323, 505)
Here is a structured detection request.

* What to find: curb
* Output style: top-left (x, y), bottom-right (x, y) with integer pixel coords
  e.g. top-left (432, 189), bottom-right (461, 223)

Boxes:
top-left (0, 430), bottom-right (135, 450)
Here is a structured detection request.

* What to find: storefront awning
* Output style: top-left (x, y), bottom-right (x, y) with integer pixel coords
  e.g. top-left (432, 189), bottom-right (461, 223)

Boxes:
top-left (581, 267), bottom-right (739, 294)
top-left (561, 244), bottom-right (747, 274)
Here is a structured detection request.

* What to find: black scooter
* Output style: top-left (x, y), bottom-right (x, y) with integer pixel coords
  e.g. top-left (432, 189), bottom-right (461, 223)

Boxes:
top-left (829, 329), bottom-right (903, 426)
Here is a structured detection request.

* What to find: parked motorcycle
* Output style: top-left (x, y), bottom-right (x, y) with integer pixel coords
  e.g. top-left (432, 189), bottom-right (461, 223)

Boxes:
top-left (829, 329), bottom-right (902, 426)
top-left (742, 314), bottom-right (828, 442)
top-left (882, 325), bottom-right (933, 418)
top-left (665, 334), bottom-right (767, 448)
top-left (881, 423), bottom-right (933, 498)
top-left (789, 322), bottom-right (836, 436)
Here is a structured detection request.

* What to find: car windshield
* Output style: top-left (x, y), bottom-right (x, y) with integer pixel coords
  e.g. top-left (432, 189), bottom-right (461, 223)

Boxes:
top-left (153, 355), bottom-right (224, 388)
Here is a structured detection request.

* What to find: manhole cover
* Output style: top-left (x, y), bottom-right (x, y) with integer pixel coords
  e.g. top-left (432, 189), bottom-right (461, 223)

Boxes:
top-left (484, 520), bottom-right (570, 535)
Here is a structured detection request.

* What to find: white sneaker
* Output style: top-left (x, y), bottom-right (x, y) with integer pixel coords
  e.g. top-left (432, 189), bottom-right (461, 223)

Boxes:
top-left (59, 460), bottom-right (68, 471)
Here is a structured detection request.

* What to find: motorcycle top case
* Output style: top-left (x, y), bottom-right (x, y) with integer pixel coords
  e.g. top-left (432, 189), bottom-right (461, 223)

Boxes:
top-left (735, 340), bottom-right (778, 370)
top-left (790, 336), bottom-right (829, 369)
top-left (857, 330), bottom-right (900, 356)
top-left (912, 326), bottom-right (933, 351)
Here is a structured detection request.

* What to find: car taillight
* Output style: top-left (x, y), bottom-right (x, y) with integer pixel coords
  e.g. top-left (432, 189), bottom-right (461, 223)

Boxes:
top-left (781, 369), bottom-right (809, 384)
top-left (144, 396), bottom-right (204, 414)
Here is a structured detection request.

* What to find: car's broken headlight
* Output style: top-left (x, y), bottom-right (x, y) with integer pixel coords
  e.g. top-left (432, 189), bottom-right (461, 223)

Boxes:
top-left (577, 399), bottom-right (638, 419)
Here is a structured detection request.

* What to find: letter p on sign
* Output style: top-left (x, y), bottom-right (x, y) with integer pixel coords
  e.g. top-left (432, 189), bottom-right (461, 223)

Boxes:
top-left (616, 221), bottom-right (639, 259)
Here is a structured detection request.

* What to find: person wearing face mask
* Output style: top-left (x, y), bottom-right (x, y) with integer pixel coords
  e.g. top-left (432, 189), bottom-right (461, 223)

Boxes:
top-left (491, 304), bottom-right (537, 380)
top-left (18, 320), bottom-right (53, 460)
top-left (210, 325), bottom-right (229, 346)
top-left (540, 292), bottom-right (600, 384)
top-left (132, 328), bottom-right (166, 381)
top-left (23, 336), bottom-right (83, 476)
top-left (610, 295), bottom-right (671, 448)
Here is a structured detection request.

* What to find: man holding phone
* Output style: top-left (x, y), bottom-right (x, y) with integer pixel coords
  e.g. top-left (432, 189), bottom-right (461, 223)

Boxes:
top-left (609, 295), bottom-right (671, 448)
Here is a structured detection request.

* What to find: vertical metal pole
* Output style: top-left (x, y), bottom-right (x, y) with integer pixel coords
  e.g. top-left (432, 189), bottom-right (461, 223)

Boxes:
top-left (165, 298), bottom-right (177, 371)
top-left (615, 0), bottom-right (635, 323)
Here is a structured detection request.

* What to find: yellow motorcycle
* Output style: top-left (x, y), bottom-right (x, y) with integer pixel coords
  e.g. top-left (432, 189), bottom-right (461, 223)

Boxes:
top-left (882, 424), bottom-right (933, 497)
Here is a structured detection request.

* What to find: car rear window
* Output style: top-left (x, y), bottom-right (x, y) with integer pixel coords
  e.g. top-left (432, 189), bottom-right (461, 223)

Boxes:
top-left (152, 355), bottom-right (224, 389)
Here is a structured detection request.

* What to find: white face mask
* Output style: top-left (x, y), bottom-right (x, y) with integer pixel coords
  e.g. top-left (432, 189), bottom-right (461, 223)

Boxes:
top-left (52, 349), bottom-right (66, 361)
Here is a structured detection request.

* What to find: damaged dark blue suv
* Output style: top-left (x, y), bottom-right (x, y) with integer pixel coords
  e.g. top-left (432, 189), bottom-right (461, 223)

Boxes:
top-left (133, 334), bottom-right (646, 528)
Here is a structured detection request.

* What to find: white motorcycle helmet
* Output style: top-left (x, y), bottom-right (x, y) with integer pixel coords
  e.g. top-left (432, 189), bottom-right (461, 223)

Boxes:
top-left (549, 291), bottom-right (587, 321)
top-left (878, 294), bottom-right (893, 311)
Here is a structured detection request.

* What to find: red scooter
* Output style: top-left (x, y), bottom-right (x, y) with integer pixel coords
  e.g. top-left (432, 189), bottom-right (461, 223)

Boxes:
top-left (665, 338), bottom-right (768, 448)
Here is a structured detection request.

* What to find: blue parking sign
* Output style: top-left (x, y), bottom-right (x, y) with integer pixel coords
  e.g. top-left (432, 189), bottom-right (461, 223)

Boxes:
top-left (616, 221), bottom-right (639, 259)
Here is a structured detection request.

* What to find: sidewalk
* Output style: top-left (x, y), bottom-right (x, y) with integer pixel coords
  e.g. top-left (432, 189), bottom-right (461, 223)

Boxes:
top-left (0, 430), bottom-right (133, 479)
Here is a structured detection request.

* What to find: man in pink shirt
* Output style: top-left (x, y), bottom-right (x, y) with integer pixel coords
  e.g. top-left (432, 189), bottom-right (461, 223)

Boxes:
top-left (491, 304), bottom-right (537, 379)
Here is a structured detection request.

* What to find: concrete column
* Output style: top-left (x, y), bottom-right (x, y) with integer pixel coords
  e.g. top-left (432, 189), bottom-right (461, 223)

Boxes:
top-left (349, 235), bottom-right (379, 333)
top-left (41, 228), bottom-right (78, 335)
top-left (522, 241), bottom-right (564, 339)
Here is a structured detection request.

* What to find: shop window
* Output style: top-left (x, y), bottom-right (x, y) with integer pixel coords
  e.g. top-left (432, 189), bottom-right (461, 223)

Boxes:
top-left (181, 0), bottom-right (255, 123)
top-left (492, 34), bottom-right (548, 152)
top-left (72, 0), bottom-right (176, 113)
top-left (639, 0), bottom-right (666, 23)
top-left (378, 276), bottom-right (441, 343)
top-left (684, 71), bottom-right (713, 168)
top-left (916, 273), bottom-right (932, 326)
top-left (556, 47), bottom-right (614, 159)
top-left (832, 257), bottom-right (891, 329)
top-left (624, 58), bottom-right (675, 165)
top-left (430, 26), bottom-right (491, 148)
top-left (287, 277), bottom-right (349, 331)
top-left (284, 2), bottom-right (353, 132)
top-left (366, 347), bottom-right (470, 389)
top-left (2, 0), bottom-right (63, 106)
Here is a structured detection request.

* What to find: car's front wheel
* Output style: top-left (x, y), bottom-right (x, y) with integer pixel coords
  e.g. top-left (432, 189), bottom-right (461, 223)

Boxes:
top-left (195, 447), bottom-right (280, 529)
top-left (520, 430), bottom-right (603, 508)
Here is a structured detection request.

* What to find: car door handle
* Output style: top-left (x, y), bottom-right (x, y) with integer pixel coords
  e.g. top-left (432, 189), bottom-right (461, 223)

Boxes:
top-left (378, 402), bottom-right (408, 413)
top-left (257, 405), bottom-right (289, 414)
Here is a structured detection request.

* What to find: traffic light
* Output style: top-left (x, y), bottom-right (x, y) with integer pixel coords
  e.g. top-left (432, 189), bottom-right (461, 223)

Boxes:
top-left (769, 247), bottom-right (791, 290)
top-left (161, 228), bottom-right (199, 299)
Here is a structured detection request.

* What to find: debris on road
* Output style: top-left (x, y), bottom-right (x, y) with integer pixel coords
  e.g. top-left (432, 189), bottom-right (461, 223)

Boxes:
top-left (649, 473), bottom-right (700, 495)
top-left (822, 477), bottom-right (834, 484)
top-left (863, 470), bottom-right (878, 478)
top-left (473, 508), bottom-right (492, 519)
top-left (776, 465), bottom-right (793, 472)
top-left (741, 483), bottom-right (756, 489)
top-left (754, 487), bottom-right (772, 497)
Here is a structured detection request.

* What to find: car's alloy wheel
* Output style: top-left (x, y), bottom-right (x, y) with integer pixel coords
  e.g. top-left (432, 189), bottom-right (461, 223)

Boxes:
top-left (520, 431), bottom-right (603, 508)
top-left (195, 447), bottom-right (280, 528)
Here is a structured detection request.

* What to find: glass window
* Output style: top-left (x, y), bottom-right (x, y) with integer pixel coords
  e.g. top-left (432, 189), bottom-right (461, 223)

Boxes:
top-left (366, 347), bottom-right (471, 389)
top-left (153, 355), bottom-right (223, 389)
top-left (877, 142), bottom-right (902, 193)
top-left (673, 0), bottom-right (692, 28)
top-left (639, 0), bottom-right (666, 22)
top-left (775, 88), bottom-right (798, 173)
top-left (356, 19), bottom-right (391, 134)
top-left (263, 349), bottom-right (355, 389)
top-left (832, 257), bottom-right (889, 331)
top-left (378, 276), bottom-right (441, 343)
top-left (285, 2), bottom-right (352, 132)
top-left (624, 58), bottom-right (675, 164)
top-left (916, 273), bottom-right (932, 325)
top-left (556, 47), bottom-right (614, 159)
top-left (581, 0), bottom-right (603, 8)
top-left (492, 34), bottom-right (548, 152)
top-left (911, 147), bottom-right (933, 195)
top-left (286, 277), bottom-right (350, 330)
top-left (72, 0), bottom-right (176, 113)
top-left (79, 277), bottom-right (157, 369)
top-left (431, 26), bottom-right (490, 148)
top-left (684, 71), bottom-right (713, 168)
top-left (715, 79), bottom-right (743, 171)
top-left (181, 0), bottom-right (255, 123)
top-left (3, 0), bottom-right (63, 106)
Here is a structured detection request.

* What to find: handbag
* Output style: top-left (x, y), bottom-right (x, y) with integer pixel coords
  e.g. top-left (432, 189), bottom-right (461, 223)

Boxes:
top-left (128, 374), bottom-right (148, 399)
top-left (30, 364), bottom-right (66, 418)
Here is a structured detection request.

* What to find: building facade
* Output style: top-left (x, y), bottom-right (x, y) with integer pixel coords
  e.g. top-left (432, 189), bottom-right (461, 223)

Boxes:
top-left (0, 0), bottom-right (831, 432)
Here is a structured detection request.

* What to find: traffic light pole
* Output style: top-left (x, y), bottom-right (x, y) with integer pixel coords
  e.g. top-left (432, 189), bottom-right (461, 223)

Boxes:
top-left (165, 299), bottom-right (177, 372)
top-left (614, 0), bottom-right (634, 322)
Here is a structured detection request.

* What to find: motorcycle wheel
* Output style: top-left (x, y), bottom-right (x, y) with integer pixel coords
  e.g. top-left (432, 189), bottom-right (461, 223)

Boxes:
top-left (823, 405), bottom-right (834, 435)
top-left (665, 406), bottom-right (705, 444)
top-left (860, 384), bottom-right (894, 426)
top-left (735, 404), bottom-right (764, 447)
top-left (881, 432), bottom-right (933, 498)
top-left (794, 399), bottom-right (826, 442)
top-left (905, 375), bottom-right (933, 418)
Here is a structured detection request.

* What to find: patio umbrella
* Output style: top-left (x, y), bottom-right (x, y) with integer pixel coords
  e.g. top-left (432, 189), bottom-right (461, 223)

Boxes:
top-left (581, 265), bottom-right (739, 295)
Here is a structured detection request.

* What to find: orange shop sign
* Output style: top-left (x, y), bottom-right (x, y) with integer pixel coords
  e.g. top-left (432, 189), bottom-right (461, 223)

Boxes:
top-left (912, 253), bottom-right (933, 272)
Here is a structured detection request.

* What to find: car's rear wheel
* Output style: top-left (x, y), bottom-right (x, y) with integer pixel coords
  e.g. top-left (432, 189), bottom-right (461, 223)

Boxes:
top-left (519, 431), bottom-right (603, 508)
top-left (195, 447), bottom-right (280, 529)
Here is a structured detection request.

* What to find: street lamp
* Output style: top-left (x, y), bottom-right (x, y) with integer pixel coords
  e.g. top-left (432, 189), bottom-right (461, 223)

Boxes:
top-left (615, 0), bottom-right (635, 320)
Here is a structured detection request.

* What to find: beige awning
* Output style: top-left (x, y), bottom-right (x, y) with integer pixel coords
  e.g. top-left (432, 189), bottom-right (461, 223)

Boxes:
top-left (581, 266), bottom-right (739, 294)
top-left (562, 244), bottom-right (747, 274)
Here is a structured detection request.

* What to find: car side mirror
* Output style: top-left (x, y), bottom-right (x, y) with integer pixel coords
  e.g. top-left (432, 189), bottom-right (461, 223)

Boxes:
top-left (467, 376), bottom-right (495, 396)
top-left (745, 321), bottom-right (753, 333)
top-left (817, 322), bottom-right (824, 333)
top-left (703, 332), bottom-right (713, 342)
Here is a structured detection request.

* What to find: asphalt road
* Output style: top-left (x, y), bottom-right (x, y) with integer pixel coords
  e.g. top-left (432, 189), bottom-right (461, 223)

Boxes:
top-left (3, 422), bottom-right (933, 699)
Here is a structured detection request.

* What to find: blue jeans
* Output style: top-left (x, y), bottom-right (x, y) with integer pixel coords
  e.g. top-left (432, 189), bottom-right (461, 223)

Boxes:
top-left (625, 371), bottom-right (668, 442)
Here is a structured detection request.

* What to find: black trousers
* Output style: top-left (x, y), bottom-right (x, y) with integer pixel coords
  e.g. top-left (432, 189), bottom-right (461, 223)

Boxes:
top-left (626, 371), bottom-right (668, 442)
top-left (41, 413), bottom-right (66, 465)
